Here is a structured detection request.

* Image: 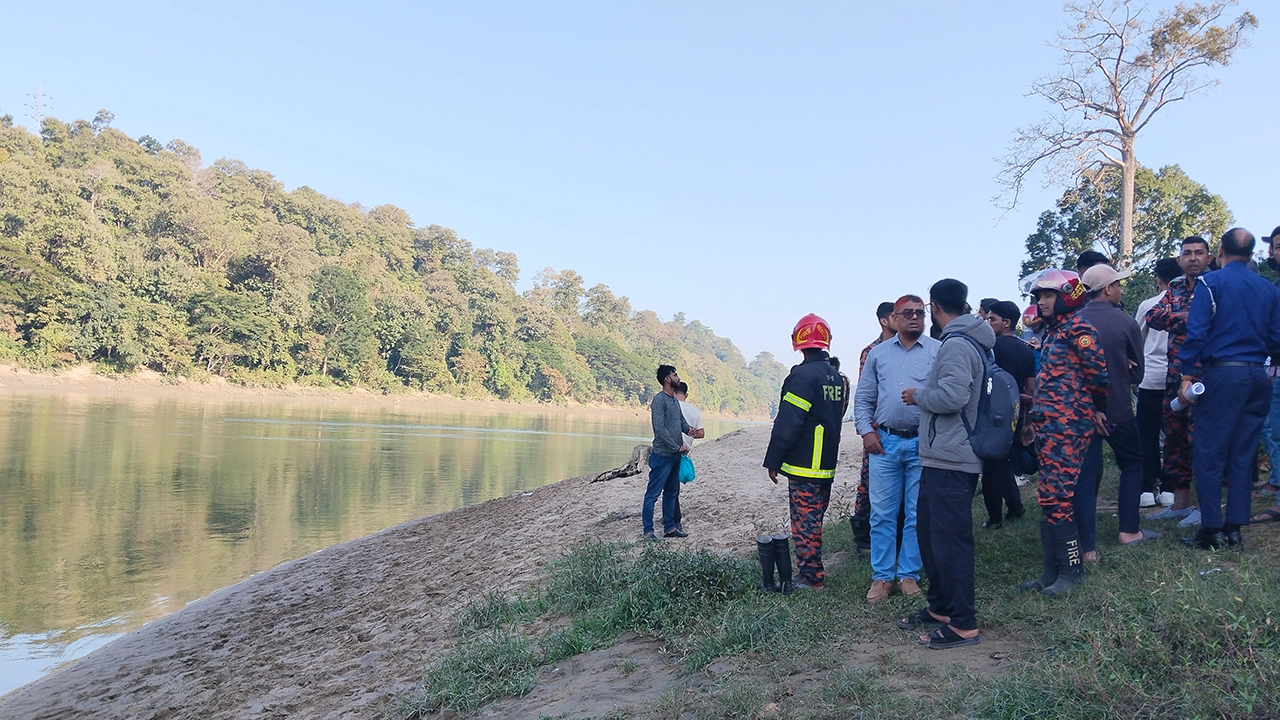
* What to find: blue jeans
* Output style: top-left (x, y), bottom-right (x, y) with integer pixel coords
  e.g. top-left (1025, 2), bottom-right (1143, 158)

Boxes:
top-left (642, 451), bottom-right (680, 534)
top-left (867, 430), bottom-right (922, 582)
top-left (1262, 377), bottom-right (1280, 487)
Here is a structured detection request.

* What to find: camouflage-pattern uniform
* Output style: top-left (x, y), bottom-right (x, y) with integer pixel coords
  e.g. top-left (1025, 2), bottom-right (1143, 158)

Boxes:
top-left (1030, 312), bottom-right (1109, 525)
top-left (789, 481), bottom-right (833, 583)
top-left (1145, 277), bottom-right (1198, 490)
top-left (854, 337), bottom-right (884, 517)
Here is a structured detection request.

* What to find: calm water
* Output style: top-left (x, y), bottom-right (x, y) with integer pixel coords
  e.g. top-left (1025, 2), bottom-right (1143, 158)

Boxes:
top-left (0, 392), bottom-right (747, 696)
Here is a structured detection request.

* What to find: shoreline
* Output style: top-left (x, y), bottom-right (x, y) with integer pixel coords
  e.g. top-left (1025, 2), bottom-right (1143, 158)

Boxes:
top-left (0, 424), bottom-right (813, 719)
top-left (0, 364), bottom-right (766, 422)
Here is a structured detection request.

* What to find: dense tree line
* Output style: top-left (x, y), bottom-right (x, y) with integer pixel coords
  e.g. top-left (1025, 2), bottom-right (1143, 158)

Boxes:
top-left (0, 112), bottom-right (786, 416)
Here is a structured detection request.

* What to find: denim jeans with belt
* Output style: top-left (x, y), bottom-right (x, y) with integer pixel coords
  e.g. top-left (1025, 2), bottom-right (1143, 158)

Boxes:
top-left (867, 429), bottom-right (921, 582)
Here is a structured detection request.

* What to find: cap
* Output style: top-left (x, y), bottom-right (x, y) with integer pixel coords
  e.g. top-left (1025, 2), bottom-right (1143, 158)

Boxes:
top-left (1080, 264), bottom-right (1131, 292)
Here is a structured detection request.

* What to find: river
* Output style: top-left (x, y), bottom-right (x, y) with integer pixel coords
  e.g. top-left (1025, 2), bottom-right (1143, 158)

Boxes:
top-left (0, 391), bottom-right (751, 696)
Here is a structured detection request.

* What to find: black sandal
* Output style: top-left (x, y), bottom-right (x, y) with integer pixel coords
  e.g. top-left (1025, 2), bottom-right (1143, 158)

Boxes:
top-left (916, 625), bottom-right (980, 649)
top-left (896, 608), bottom-right (945, 631)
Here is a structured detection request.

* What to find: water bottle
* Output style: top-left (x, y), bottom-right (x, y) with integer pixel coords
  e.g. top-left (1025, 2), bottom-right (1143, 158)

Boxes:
top-left (1171, 382), bottom-right (1205, 412)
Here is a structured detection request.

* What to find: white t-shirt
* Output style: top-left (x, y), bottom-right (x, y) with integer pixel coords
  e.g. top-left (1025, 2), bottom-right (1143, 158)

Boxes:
top-left (1135, 292), bottom-right (1169, 390)
top-left (679, 400), bottom-right (704, 448)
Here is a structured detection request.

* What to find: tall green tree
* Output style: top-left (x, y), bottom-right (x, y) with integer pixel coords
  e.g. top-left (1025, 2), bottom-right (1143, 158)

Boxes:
top-left (998, 0), bottom-right (1256, 268)
top-left (1021, 163), bottom-right (1231, 306)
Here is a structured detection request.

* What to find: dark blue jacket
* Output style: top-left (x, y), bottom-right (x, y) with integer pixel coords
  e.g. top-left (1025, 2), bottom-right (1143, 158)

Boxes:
top-left (763, 355), bottom-right (844, 481)
top-left (1180, 260), bottom-right (1280, 374)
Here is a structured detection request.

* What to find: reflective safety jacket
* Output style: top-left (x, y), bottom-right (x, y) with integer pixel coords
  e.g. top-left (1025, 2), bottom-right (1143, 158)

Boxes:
top-left (763, 354), bottom-right (845, 481)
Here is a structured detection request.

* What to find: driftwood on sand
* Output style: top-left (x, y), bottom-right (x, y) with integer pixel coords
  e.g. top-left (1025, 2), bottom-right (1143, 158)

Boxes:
top-left (589, 444), bottom-right (650, 482)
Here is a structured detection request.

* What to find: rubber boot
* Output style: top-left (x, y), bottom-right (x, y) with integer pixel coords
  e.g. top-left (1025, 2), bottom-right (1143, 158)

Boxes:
top-left (1042, 521), bottom-right (1083, 597)
top-left (756, 535), bottom-right (778, 592)
top-left (772, 534), bottom-right (794, 595)
top-left (1019, 519), bottom-right (1057, 592)
top-left (850, 514), bottom-right (871, 553)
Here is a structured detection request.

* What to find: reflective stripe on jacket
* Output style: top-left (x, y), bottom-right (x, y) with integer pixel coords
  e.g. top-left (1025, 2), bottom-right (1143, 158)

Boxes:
top-left (763, 355), bottom-right (845, 481)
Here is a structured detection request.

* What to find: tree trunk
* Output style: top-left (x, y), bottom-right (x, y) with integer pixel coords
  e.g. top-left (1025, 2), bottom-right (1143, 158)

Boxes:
top-left (1119, 137), bottom-right (1137, 270)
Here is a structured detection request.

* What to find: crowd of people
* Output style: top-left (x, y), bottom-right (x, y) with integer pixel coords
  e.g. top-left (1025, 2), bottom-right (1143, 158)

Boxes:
top-left (642, 224), bottom-right (1280, 651)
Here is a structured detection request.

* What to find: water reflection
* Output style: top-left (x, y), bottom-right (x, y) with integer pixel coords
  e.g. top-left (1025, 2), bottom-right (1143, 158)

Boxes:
top-left (0, 393), bottom-right (748, 696)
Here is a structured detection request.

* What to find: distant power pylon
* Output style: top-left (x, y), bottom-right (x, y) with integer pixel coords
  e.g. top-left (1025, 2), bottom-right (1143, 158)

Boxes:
top-left (25, 86), bottom-right (51, 127)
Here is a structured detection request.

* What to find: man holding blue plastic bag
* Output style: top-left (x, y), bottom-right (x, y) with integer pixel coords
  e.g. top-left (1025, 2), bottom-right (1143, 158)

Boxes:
top-left (764, 314), bottom-right (845, 590)
top-left (669, 382), bottom-right (705, 535)
top-left (644, 365), bottom-right (692, 540)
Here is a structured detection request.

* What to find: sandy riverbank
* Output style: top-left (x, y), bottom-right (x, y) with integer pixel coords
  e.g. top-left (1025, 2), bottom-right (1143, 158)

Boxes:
top-left (0, 364), bottom-right (763, 422)
top-left (0, 424), bottom-right (851, 719)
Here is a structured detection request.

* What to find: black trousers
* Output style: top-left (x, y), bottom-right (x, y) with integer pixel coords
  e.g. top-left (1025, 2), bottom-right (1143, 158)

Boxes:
top-left (918, 466), bottom-right (979, 631)
top-left (1136, 388), bottom-right (1165, 495)
top-left (981, 453), bottom-right (1025, 524)
top-left (1078, 417), bottom-right (1144, 541)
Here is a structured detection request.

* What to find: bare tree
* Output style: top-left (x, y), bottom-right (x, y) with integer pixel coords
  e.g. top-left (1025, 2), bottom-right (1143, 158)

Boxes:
top-left (996, 0), bottom-right (1257, 268)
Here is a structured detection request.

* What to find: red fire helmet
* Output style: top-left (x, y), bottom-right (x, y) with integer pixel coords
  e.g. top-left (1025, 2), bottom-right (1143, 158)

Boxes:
top-left (1027, 268), bottom-right (1086, 310)
top-left (792, 313), bottom-right (832, 351)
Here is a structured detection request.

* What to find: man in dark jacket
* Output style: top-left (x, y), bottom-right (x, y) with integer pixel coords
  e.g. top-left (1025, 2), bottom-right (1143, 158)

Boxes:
top-left (764, 314), bottom-right (845, 590)
top-left (900, 278), bottom-right (993, 649)
top-left (1077, 264), bottom-right (1152, 554)
top-left (1179, 229), bottom-right (1280, 548)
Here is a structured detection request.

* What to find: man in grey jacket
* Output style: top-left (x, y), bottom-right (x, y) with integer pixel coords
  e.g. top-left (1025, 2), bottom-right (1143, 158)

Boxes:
top-left (900, 278), bottom-right (993, 649)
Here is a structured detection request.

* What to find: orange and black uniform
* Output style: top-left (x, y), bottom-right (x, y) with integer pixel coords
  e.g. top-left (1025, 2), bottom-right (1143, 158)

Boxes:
top-left (763, 354), bottom-right (845, 586)
top-left (854, 337), bottom-right (886, 518)
top-left (1031, 312), bottom-right (1109, 525)
top-left (1145, 276), bottom-right (1197, 490)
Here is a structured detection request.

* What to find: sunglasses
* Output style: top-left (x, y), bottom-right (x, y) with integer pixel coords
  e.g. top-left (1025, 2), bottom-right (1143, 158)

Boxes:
top-left (897, 309), bottom-right (926, 319)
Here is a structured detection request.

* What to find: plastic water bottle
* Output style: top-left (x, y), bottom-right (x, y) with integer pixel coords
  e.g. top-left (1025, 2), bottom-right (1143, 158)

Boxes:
top-left (1171, 382), bottom-right (1205, 412)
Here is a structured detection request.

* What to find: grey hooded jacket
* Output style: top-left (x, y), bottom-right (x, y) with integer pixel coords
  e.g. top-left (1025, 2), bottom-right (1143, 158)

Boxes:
top-left (913, 314), bottom-right (997, 474)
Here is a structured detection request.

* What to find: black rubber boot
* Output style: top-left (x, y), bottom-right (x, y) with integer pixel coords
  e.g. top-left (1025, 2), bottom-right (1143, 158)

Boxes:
top-left (1042, 521), bottom-right (1083, 597)
top-left (756, 535), bottom-right (778, 592)
top-left (1019, 520), bottom-right (1057, 592)
top-left (850, 514), bottom-right (871, 553)
top-left (772, 534), bottom-right (794, 595)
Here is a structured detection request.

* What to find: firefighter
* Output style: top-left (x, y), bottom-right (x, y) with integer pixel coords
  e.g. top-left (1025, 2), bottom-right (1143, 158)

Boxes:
top-left (764, 313), bottom-right (846, 590)
top-left (1020, 269), bottom-right (1109, 597)
top-left (1145, 236), bottom-right (1212, 523)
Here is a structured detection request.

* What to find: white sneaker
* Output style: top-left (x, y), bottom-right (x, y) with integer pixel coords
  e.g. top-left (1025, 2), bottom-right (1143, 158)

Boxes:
top-left (1177, 508), bottom-right (1202, 528)
top-left (1139, 492), bottom-right (1156, 508)
top-left (1015, 474), bottom-right (1030, 486)
top-left (1157, 491), bottom-right (1175, 507)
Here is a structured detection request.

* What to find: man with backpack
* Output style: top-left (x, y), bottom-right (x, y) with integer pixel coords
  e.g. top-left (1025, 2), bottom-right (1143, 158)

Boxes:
top-left (899, 278), bottom-right (996, 649)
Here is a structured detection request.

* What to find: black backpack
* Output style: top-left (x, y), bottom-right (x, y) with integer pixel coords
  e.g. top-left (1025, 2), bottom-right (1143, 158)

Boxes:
top-left (941, 332), bottom-right (1020, 461)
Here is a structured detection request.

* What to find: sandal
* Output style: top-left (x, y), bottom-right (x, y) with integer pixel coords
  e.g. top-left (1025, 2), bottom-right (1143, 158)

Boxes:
top-left (1250, 507), bottom-right (1280, 524)
top-left (916, 625), bottom-right (980, 649)
top-left (896, 608), bottom-right (945, 631)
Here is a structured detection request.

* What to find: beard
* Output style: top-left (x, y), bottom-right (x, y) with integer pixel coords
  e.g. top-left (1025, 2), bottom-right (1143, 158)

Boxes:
top-left (900, 328), bottom-right (923, 341)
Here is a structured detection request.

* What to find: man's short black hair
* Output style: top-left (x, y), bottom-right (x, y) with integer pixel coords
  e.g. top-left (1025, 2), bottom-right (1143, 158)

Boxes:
top-left (1076, 250), bottom-right (1111, 272)
top-left (656, 364), bottom-right (676, 384)
top-left (828, 356), bottom-right (841, 371)
top-left (1154, 257), bottom-right (1181, 283)
top-left (929, 278), bottom-right (968, 316)
top-left (876, 302), bottom-right (895, 320)
top-left (979, 298), bottom-right (999, 313)
top-left (1181, 236), bottom-right (1210, 252)
top-left (1220, 227), bottom-right (1256, 258)
top-left (992, 300), bottom-right (1021, 324)
top-left (675, 381), bottom-right (689, 395)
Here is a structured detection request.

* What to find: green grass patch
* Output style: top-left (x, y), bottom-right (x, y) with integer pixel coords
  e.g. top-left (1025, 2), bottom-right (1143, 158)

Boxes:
top-left (389, 462), bottom-right (1280, 718)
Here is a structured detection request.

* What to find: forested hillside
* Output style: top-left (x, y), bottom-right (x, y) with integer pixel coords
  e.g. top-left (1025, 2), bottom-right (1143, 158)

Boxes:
top-left (0, 112), bottom-right (786, 416)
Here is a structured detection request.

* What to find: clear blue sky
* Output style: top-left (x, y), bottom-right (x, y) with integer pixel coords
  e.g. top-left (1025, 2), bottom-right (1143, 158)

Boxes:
top-left (3, 2), bottom-right (1276, 363)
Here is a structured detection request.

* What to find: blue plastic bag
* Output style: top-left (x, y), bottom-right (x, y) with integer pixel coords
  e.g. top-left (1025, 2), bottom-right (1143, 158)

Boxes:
top-left (678, 455), bottom-right (696, 484)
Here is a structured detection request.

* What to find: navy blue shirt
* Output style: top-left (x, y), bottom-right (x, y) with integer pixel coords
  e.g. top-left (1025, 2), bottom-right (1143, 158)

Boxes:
top-left (1180, 260), bottom-right (1280, 374)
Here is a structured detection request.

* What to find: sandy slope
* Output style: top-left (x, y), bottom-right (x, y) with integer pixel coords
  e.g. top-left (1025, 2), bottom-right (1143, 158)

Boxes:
top-left (0, 425), bottom-right (861, 719)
